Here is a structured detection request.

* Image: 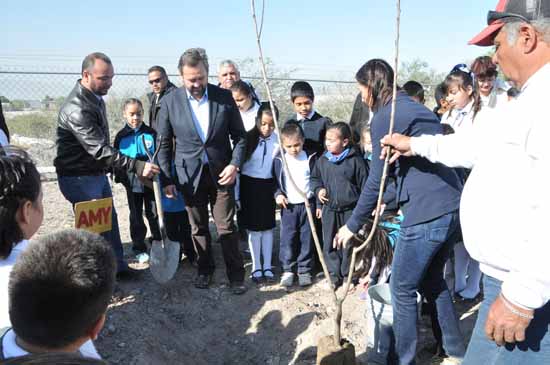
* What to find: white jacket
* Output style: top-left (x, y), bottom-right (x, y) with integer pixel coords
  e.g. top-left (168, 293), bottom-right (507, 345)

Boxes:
top-left (410, 63), bottom-right (550, 309)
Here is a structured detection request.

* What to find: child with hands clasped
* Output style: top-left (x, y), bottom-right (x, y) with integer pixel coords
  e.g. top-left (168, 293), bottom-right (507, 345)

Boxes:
top-left (311, 122), bottom-right (368, 287)
top-left (273, 123), bottom-right (317, 287)
top-left (237, 103), bottom-right (279, 283)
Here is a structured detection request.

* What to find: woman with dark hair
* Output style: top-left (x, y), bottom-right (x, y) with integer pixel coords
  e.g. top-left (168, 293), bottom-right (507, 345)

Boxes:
top-left (0, 103), bottom-right (9, 146)
top-left (470, 56), bottom-right (509, 109)
top-left (335, 59), bottom-right (466, 363)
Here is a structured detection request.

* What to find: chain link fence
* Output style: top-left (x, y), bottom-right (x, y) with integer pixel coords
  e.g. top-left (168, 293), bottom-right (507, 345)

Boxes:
top-left (1, 69), bottom-right (357, 132)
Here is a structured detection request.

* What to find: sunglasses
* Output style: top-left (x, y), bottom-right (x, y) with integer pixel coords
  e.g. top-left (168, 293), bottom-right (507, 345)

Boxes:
top-left (487, 10), bottom-right (530, 25)
top-left (148, 78), bottom-right (163, 85)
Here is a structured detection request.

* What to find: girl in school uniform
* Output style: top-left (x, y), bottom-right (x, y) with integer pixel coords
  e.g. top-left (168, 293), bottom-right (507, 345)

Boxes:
top-left (441, 64), bottom-right (483, 301)
top-left (230, 80), bottom-right (261, 132)
top-left (237, 102), bottom-right (279, 283)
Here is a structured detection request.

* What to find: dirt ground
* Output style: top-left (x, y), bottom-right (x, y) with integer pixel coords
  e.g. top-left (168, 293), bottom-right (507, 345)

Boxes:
top-left (37, 179), bottom-right (480, 365)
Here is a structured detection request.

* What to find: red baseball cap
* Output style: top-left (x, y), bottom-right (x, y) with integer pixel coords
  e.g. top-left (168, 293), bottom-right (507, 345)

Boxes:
top-left (469, 0), bottom-right (550, 46)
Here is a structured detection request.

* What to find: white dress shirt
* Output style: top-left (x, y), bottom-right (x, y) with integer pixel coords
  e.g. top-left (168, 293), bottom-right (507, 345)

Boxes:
top-left (410, 63), bottom-right (550, 309)
top-left (186, 88), bottom-right (210, 163)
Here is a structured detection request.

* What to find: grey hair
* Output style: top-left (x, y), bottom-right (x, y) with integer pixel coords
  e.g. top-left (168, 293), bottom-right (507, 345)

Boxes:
top-left (503, 18), bottom-right (550, 45)
top-left (218, 60), bottom-right (239, 74)
top-left (81, 52), bottom-right (112, 74)
top-left (177, 48), bottom-right (209, 73)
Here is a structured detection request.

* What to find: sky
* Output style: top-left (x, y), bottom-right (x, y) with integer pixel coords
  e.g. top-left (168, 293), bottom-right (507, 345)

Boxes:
top-left (1, 0), bottom-right (498, 80)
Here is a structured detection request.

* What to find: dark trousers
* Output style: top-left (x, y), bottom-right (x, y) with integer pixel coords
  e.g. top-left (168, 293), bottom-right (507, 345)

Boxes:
top-left (182, 166), bottom-right (245, 282)
top-left (125, 186), bottom-right (161, 244)
top-left (164, 210), bottom-right (196, 263)
top-left (321, 208), bottom-right (353, 280)
top-left (279, 201), bottom-right (314, 274)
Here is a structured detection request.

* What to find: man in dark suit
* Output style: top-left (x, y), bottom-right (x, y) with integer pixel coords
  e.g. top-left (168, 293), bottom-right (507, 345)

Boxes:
top-left (157, 48), bottom-right (247, 294)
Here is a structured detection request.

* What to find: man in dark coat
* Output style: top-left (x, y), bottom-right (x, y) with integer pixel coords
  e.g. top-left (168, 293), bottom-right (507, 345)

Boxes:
top-left (147, 65), bottom-right (177, 130)
top-left (157, 48), bottom-right (247, 294)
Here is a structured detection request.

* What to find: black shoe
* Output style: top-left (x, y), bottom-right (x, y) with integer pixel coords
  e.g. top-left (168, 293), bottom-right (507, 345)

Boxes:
top-left (116, 266), bottom-right (141, 281)
top-left (230, 281), bottom-right (247, 295)
top-left (250, 270), bottom-right (263, 284)
top-left (263, 269), bottom-right (276, 284)
top-left (132, 242), bottom-right (147, 254)
top-left (194, 274), bottom-right (212, 289)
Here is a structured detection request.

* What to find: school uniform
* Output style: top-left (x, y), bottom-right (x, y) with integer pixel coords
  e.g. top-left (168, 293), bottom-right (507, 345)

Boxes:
top-left (114, 124), bottom-right (161, 249)
top-left (237, 132), bottom-right (279, 277)
top-left (239, 102), bottom-right (260, 132)
top-left (442, 100), bottom-right (482, 299)
top-left (285, 111), bottom-right (332, 156)
top-left (310, 147), bottom-right (368, 281)
top-left (239, 133), bottom-right (278, 231)
top-left (273, 149), bottom-right (317, 274)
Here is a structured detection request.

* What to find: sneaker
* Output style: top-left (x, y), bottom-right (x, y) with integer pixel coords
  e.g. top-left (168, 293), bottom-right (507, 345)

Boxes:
top-left (280, 272), bottom-right (294, 287)
top-left (298, 272), bottom-right (312, 287)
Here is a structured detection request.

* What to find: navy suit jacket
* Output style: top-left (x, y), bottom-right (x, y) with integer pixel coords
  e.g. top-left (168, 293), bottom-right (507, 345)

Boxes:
top-left (157, 84), bottom-right (246, 196)
top-left (347, 92), bottom-right (463, 231)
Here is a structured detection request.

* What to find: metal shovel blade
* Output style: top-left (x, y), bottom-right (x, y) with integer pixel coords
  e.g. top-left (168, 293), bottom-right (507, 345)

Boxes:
top-left (149, 238), bottom-right (180, 284)
top-left (141, 135), bottom-right (180, 284)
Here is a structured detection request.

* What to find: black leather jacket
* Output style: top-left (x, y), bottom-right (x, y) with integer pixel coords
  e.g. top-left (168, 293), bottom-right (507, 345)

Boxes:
top-left (54, 81), bottom-right (145, 176)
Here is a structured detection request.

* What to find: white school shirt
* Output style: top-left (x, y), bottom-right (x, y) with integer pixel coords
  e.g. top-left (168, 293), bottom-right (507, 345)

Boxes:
top-left (1, 329), bottom-right (101, 360)
top-left (285, 151), bottom-right (311, 204)
top-left (241, 133), bottom-right (279, 179)
top-left (186, 88), bottom-right (210, 163)
top-left (296, 109), bottom-right (315, 122)
top-left (240, 102), bottom-right (260, 132)
top-left (441, 100), bottom-right (475, 132)
top-left (410, 63), bottom-right (550, 309)
top-left (0, 240), bottom-right (101, 359)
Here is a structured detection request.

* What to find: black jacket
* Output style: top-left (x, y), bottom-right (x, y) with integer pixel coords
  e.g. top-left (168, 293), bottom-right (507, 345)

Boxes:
top-left (147, 81), bottom-right (177, 131)
top-left (310, 147), bottom-right (368, 211)
top-left (54, 81), bottom-right (145, 177)
top-left (157, 84), bottom-right (246, 196)
top-left (285, 112), bottom-right (332, 156)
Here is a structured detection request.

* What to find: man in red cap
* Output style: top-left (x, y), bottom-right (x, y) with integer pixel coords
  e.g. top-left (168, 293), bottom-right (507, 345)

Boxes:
top-left (381, 0), bottom-right (550, 363)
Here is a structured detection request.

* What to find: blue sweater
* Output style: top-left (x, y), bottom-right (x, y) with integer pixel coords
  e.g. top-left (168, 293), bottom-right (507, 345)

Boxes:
top-left (346, 92), bottom-right (463, 231)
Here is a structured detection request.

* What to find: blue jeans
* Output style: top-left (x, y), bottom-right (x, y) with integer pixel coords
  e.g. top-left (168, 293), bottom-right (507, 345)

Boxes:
top-left (390, 211), bottom-right (465, 364)
top-left (463, 275), bottom-right (550, 364)
top-left (58, 175), bottom-right (126, 271)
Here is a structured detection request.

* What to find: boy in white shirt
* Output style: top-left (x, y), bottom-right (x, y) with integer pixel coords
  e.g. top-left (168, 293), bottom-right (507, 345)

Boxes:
top-left (273, 123), bottom-right (317, 287)
top-left (1, 229), bottom-right (115, 362)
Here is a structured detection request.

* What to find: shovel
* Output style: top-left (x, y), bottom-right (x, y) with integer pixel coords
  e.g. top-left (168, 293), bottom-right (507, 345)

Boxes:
top-left (142, 135), bottom-right (180, 283)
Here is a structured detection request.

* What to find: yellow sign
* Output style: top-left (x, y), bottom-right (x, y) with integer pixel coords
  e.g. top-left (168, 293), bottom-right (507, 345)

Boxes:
top-left (74, 197), bottom-right (113, 234)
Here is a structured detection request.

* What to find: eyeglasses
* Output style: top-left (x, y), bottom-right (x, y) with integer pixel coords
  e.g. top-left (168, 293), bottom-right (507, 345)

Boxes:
top-left (487, 10), bottom-right (530, 25)
top-left (148, 78), bottom-right (163, 85)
